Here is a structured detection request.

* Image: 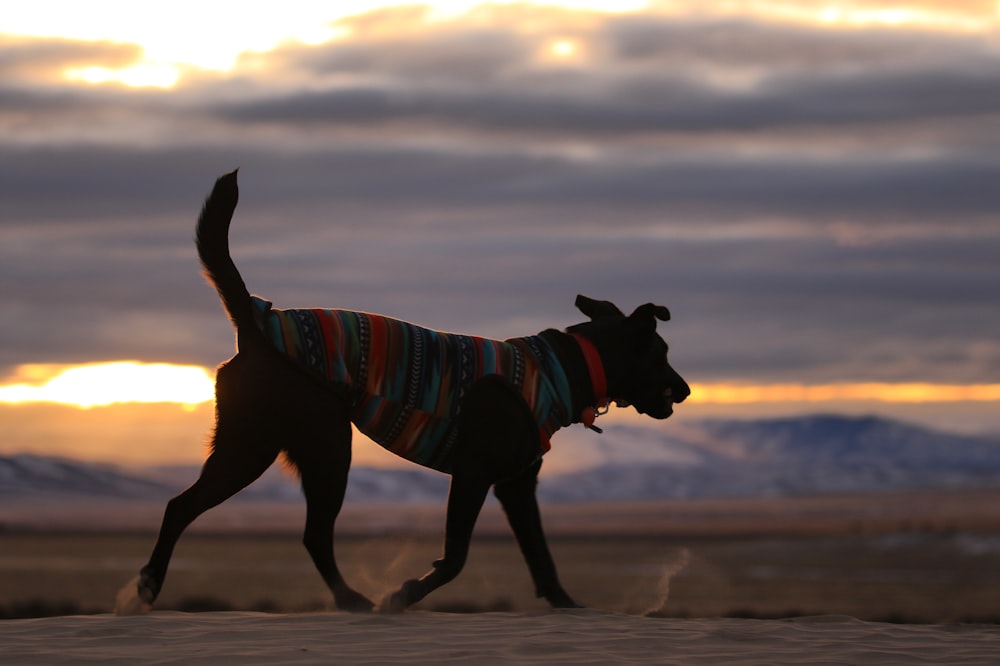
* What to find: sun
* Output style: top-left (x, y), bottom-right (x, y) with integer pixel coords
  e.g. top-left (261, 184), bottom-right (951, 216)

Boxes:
top-left (0, 361), bottom-right (215, 409)
top-left (549, 39), bottom-right (579, 58)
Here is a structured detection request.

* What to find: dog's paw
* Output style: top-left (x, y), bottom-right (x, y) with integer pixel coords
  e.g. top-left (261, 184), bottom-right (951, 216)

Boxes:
top-left (334, 586), bottom-right (375, 613)
top-left (376, 580), bottom-right (420, 614)
top-left (114, 575), bottom-right (152, 616)
top-left (376, 591), bottom-right (408, 614)
top-left (543, 588), bottom-right (584, 609)
top-left (552, 598), bottom-right (585, 610)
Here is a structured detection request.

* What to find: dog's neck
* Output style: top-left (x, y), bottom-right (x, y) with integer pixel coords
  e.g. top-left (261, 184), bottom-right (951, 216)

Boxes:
top-left (539, 329), bottom-right (609, 428)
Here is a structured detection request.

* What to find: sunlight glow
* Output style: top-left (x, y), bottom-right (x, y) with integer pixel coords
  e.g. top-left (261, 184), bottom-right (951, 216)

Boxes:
top-left (549, 39), bottom-right (579, 58)
top-left (748, 1), bottom-right (995, 31)
top-left (424, 0), bottom-right (646, 18)
top-left (64, 64), bottom-right (180, 88)
top-left (0, 362), bottom-right (214, 409)
top-left (692, 383), bottom-right (1000, 404)
top-left (4, 1), bottom-right (363, 88)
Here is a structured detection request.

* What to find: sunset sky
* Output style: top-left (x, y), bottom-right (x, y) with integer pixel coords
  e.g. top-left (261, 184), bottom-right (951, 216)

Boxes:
top-left (1, 0), bottom-right (998, 466)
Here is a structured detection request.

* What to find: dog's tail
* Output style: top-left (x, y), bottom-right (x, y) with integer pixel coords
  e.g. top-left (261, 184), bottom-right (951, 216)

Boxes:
top-left (195, 170), bottom-right (258, 345)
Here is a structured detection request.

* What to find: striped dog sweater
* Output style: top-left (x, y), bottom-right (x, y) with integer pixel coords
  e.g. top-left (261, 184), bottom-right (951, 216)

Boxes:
top-left (251, 297), bottom-right (574, 473)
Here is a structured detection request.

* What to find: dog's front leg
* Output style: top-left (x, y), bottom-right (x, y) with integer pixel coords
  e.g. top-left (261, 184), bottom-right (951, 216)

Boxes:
top-left (494, 463), bottom-right (583, 609)
top-left (380, 469), bottom-right (491, 612)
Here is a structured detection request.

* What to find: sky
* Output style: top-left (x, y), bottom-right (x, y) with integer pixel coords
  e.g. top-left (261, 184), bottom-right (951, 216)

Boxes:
top-left (1, 0), bottom-right (999, 466)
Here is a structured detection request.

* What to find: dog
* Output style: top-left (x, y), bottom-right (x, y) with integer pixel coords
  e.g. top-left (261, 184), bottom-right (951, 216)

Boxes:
top-left (121, 170), bottom-right (690, 613)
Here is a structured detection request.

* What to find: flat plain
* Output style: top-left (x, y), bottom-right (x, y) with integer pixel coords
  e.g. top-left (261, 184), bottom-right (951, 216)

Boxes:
top-left (3, 489), bottom-right (1000, 622)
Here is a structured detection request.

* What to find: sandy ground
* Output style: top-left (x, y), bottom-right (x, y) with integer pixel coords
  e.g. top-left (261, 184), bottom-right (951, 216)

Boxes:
top-left (7, 529), bottom-right (1000, 622)
top-left (2, 610), bottom-right (999, 665)
top-left (8, 489), bottom-right (1000, 536)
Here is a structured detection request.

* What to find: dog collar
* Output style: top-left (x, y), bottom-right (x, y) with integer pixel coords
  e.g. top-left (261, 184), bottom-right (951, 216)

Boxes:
top-left (569, 333), bottom-right (609, 432)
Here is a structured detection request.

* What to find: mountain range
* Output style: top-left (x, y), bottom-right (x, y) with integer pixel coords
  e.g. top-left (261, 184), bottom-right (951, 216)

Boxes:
top-left (3, 415), bottom-right (1000, 504)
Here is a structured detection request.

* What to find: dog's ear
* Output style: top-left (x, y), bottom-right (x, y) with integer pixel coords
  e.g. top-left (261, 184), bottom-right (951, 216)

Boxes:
top-left (631, 303), bottom-right (671, 323)
top-left (627, 303), bottom-right (671, 343)
top-left (575, 295), bottom-right (625, 320)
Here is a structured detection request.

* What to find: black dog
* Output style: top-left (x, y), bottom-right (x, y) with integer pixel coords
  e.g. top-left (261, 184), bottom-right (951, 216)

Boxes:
top-left (122, 170), bottom-right (689, 613)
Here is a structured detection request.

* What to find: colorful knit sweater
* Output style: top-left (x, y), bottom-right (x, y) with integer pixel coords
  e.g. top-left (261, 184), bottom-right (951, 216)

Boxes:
top-left (251, 297), bottom-right (574, 473)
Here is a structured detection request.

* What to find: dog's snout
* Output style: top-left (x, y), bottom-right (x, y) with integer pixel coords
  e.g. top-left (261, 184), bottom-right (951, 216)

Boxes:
top-left (666, 381), bottom-right (690, 404)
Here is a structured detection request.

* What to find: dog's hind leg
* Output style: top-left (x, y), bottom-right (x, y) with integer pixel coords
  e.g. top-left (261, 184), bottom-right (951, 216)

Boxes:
top-left (293, 417), bottom-right (375, 612)
top-left (124, 355), bottom-right (282, 611)
top-left (494, 464), bottom-right (582, 608)
top-left (134, 425), bottom-right (278, 608)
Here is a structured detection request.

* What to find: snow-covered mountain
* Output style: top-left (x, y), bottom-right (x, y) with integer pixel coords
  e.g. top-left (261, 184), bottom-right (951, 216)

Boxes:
top-left (0, 456), bottom-right (450, 504)
top-left (0, 454), bottom-right (175, 499)
top-left (142, 464), bottom-right (451, 504)
top-left (3, 415), bottom-right (1000, 503)
top-left (538, 415), bottom-right (1000, 501)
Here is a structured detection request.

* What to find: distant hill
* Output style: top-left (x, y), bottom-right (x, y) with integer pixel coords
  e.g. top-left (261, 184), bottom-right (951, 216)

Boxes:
top-left (0, 454), bottom-right (175, 499)
top-left (538, 415), bottom-right (1000, 501)
top-left (3, 415), bottom-right (1000, 504)
top-left (0, 455), bottom-right (451, 504)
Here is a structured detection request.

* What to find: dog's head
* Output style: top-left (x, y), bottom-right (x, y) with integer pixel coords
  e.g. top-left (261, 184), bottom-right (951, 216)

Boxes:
top-left (569, 295), bottom-right (690, 419)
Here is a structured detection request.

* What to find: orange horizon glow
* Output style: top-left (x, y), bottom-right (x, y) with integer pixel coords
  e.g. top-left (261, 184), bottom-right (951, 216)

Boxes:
top-left (691, 382), bottom-right (1000, 404)
top-left (0, 361), bottom-right (214, 409)
top-left (0, 361), bottom-right (998, 409)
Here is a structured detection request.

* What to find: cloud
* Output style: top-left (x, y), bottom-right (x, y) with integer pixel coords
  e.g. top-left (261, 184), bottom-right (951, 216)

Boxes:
top-left (0, 5), bottom-right (997, 393)
top-left (0, 35), bottom-right (141, 82)
top-left (218, 14), bottom-right (1000, 134)
top-left (3, 141), bottom-right (997, 234)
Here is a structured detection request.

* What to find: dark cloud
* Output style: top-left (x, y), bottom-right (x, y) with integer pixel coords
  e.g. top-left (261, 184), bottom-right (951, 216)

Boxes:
top-left (0, 86), bottom-right (105, 117)
top-left (3, 143), bottom-right (997, 229)
top-left (0, 146), bottom-right (229, 222)
top-left (217, 62), bottom-right (1000, 135)
top-left (603, 15), bottom-right (989, 70)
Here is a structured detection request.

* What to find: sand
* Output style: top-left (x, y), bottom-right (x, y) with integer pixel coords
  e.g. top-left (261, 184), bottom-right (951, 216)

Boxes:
top-left (1, 611), bottom-right (998, 665)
